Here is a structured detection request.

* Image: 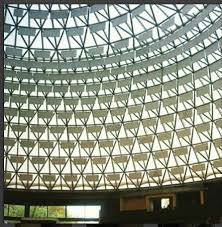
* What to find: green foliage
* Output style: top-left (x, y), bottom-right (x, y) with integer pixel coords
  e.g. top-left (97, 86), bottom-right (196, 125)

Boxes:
top-left (48, 206), bottom-right (65, 218)
top-left (8, 205), bottom-right (24, 217)
top-left (30, 206), bottom-right (47, 218)
top-left (4, 204), bottom-right (8, 216)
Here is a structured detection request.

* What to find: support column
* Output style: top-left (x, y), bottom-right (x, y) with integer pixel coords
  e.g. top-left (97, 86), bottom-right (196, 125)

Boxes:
top-left (24, 204), bottom-right (30, 218)
top-left (200, 191), bottom-right (204, 205)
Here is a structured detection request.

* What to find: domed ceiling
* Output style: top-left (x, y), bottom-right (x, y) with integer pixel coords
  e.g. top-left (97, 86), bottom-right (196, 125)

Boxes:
top-left (4, 4), bottom-right (222, 191)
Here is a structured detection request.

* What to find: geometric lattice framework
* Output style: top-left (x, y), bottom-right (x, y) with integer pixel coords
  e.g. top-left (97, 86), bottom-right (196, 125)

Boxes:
top-left (4, 4), bottom-right (222, 191)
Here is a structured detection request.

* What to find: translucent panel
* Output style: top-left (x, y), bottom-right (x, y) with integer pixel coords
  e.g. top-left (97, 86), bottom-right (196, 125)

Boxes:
top-left (81, 141), bottom-right (95, 149)
top-left (42, 175), bottom-right (56, 181)
top-left (114, 155), bottom-right (128, 163)
top-left (119, 138), bottom-right (134, 146)
top-left (29, 10), bottom-right (49, 19)
top-left (102, 81), bottom-right (116, 90)
top-left (142, 119), bottom-right (157, 127)
top-left (81, 97), bottom-right (96, 105)
top-left (181, 5), bottom-right (193, 15)
top-left (50, 10), bottom-right (69, 19)
top-left (214, 160), bottom-right (222, 168)
top-left (124, 121), bottom-right (139, 130)
top-left (92, 157), bottom-right (106, 165)
top-left (61, 49), bottom-right (77, 58)
top-left (29, 97), bottom-right (44, 105)
top-left (61, 141), bottom-right (74, 149)
top-left (145, 102), bottom-right (159, 111)
top-left (71, 7), bottom-right (88, 17)
top-left (34, 50), bottom-right (51, 58)
top-left (38, 111), bottom-right (54, 119)
top-left (106, 123), bottom-right (121, 132)
top-left (5, 47), bottom-right (23, 56)
top-left (57, 112), bottom-right (73, 119)
top-left (50, 126), bottom-right (65, 134)
top-left (158, 131), bottom-right (172, 141)
top-left (73, 157), bottom-right (87, 165)
top-left (87, 125), bottom-right (102, 133)
top-left (54, 85), bottom-right (68, 93)
top-left (10, 156), bottom-right (24, 163)
top-left (149, 170), bottom-right (162, 177)
top-left (39, 141), bottom-right (54, 149)
top-left (115, 93), bottom-right (129, 102)
top-left (51, 158), bottom-right (66, 165)
top-left (162, 96), bottom-right (177, 107)
top-left (160, 114), bottom-right (174, 124)
top-left (133, 153), bottom-right (147, 161)
top-left (18, 27), bottom-right (36, 36)
top-left (75, 111), bottom-right (90, 119)
top-left (194, 143), bottom-right (208, 153)
top-left (131, 89), bottom-right (146, 99)
top-left (46, 97), bottom-right (62, 105)
top-left (93, 109), bottom-right (108, 118)
top-left (86, 175), bottom-right (99, 181)
top-left (113, 39), bottom-right (129, 50)
top-left (88, 46), bottom-right (104, 56)
top-left (128, 105), bottom-right (142, 114)
top-left (155, 150), bottom-right (168, 159)
top-left (192, 163), bottom-right (205, 172)
top-left (161, 16), bottom-right (175, 30)
top-left (19, 174), bottom-right (33, 181)
top-left (90, 22), bottom-right (106, 33)
top-left (177, 128), bottom-right (191, 138)
top-left (4, 24), bottom-right (11, 33)
top-left (42, 29), bottom-right (61, 37)
top-left (132, 5), bottom-right (145, 17)
top-left (90, 4), bottom-right (105, 13)
top-left (98, 95), bottom-right (113, 104)
top-left (174, 147), bottom-right (188, 156)
top-left (11, 124), bottom-right (27, 132)
top-left (20, 84), bottom-right (35, 92)
top-left (111, 107), bottom-right (126, 116)
top-left (196, 123), bottom-right (210, 133)
top-left (138, 135), bottom-right (153, 145)
top-left (107, 174), bottom-right (120, 181)
top-left (129, 172), bottom-right (142, 179)
top-left (20, 140), bottom-right (35, 148)
top-left (112, 15), bottom-right (128, 27)
top-left (171, 166), bottom-right (184, 175)
top-left (4, 138), bottom-right (16, 147)
top-left (197, 104), bottom-right (210, 115)
top-left (64, 175), bottom-right (77, 181)
top-left (138, 30), bottom-right (153, 42)
top-left (5, 82), bottom-right (19, 90)
top-left (99, 140), bottom-right (113, 148)
top-left (67, 27), bottom-right (84, 36)
top-left (86, 83), bottom-right (100, 92)
top-left (31, 157), bottom-right (45, 164)
top-left (14, 8), bottom-right (23, 17)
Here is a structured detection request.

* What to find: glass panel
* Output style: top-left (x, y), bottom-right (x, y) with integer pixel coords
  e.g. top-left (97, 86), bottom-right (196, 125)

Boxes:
top-left (48, 206), bottom-right (65, 218)
top-left (67, 206), bottom-right (101, 219)
top-left (161, 198), bottom-right (170, 209)
top-left (30, 206), bottom-right (47, 218)
top-left (4, 204), bottom-right (9, 216)
top-left (8, 205), bottom-right (24, 217)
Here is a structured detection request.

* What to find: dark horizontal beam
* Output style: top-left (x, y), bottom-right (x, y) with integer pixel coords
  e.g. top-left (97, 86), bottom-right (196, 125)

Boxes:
top-left (4, 181), bottom-right (210, 205)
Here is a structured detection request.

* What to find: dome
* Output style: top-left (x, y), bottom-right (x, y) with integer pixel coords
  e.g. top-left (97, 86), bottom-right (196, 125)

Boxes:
top-left (4, 4), bottom-right (222, 192)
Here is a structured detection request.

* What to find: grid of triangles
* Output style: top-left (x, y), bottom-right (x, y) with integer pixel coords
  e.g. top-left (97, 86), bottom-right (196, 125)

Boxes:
top-left (4, 4), bottom-right (222, 191)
